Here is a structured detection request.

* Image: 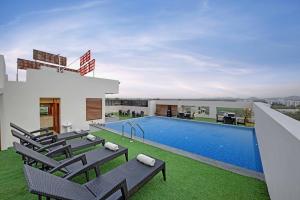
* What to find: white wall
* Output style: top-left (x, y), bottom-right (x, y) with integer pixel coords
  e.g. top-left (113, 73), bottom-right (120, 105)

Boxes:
top-left (106, 99), bottom-right (253, 118)
top-left (254, 102), bottom-right (300, 200)
top-left (0, 55), bottom-right (6, 150)
top-left (150, 99), bottom-right (253, 118)
top-left (148, 100), bottom-right (156, 116)
top-left (0, 55), bottom-right (6, 93)
top-left (0, 57), bottom-right (119, 150)
top-left (0, 94), bottom-right (3, 150)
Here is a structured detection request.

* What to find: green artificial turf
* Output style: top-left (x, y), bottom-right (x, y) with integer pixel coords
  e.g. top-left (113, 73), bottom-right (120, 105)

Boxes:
top-left (112, 112), bottom-right (135, 120)
top-left (193, 117), bottom-right (217, 123)
top-left (193, 117), bottom-right (255, 127)
top-left (118, 115), bottom-right (134, 120)
top-left (0, 130), bottom-right (270, 200)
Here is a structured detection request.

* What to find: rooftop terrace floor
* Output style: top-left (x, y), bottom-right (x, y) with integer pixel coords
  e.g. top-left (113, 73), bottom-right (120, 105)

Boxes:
top-left (0, 130), bottom-right (270, 199)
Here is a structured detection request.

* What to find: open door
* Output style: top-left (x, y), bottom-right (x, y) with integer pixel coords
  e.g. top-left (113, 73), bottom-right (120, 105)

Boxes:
top-left (40, 98), bottom-right (60, 133)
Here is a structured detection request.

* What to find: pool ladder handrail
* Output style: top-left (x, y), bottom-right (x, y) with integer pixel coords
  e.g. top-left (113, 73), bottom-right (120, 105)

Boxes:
top-left (121, 121), bottom-right (145, 142)
top-left (122, 121), bottom-right (135, 139)
top-left (132, 121), bottom-right (145, 142)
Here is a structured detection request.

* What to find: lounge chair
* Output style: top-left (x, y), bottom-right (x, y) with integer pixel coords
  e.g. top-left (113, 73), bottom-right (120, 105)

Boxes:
top-left (236, 117), bottom-right (246, 125)
top-left (132, 111), bottom-right (136, 118)
top-left (216, 114), bottom-right (224, 123)
top-left (10, 122), bottom-right (89, 142)
top-left (12, 130), bottom-right (104, 153)
top-left (24, 157), bottom-right (166, 200)
top-left (14, 142), bottom-right (128, 181)
top-left (177, 112), bottom-right (185, 118)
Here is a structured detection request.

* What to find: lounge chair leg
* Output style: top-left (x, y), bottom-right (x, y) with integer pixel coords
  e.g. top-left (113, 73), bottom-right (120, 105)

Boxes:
top-left (23, 157), bottom-right (27, 164)
top-left (162, 166), bottom-right (166, 181)
top-left (85, 171), bottom-right (89, 181)
top-left (125, 153), bottom-right (128, 162)
top-left (94, 167), bottom-right (100, 177)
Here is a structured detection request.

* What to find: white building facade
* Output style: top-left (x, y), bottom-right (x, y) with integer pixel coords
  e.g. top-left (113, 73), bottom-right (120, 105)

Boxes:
top-left (0, 55), bottom-right (119, 150)
top-left (106, 98), bottom-right (253, 119)
top-left (149, 99), bottom-right (253, 119)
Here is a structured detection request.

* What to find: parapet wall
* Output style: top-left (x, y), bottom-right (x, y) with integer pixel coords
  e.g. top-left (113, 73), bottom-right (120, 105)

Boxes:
top-left (254, 102), bottom-right (300, 200)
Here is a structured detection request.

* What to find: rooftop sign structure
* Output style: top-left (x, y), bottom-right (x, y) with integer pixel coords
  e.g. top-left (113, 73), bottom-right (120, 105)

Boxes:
top-left (17, 49), bottom-right (77, 73)
top-left (16, 49), bottom-right (96, 78)
top-left (78, 50), bottom-right (96, 76)
top-left (33, 49), bottom-right (67, 66)
top-left (80, 50), bottom-right (90, 66)
top-left (79, 59), bottom-right (95, 76)
top-left (17, 58), bottom-right (78, 73)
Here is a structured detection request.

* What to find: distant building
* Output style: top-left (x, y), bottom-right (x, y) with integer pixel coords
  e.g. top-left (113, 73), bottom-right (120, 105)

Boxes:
top-left (106, 98), bottom-right (254, 120)
top-left (267, 99), bottom-right (300, 107)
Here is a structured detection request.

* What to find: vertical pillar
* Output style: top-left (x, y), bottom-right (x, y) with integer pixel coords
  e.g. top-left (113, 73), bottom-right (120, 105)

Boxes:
top-left (209, 106), bottom-right (217, 119)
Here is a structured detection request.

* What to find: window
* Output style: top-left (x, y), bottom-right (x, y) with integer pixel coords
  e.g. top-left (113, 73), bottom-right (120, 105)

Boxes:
top-left (86, 98), bottom-right (102, 121)
top-left (105, 99), bottom-right (121, 106)
top-left (105, 99), bottom-right (148, 107)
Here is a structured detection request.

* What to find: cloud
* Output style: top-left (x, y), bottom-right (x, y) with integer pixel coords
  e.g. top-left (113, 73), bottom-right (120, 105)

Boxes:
top-left (34, 0), bottom-right (105, 14)
top-left (0, 0), bottom-right (105, 29)
top-left (0, 0), bottom-right (299, 98)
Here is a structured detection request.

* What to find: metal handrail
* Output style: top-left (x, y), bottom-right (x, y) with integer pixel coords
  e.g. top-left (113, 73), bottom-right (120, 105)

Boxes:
top-left (121, 121), bottom-right (145, 142)
top-left (132, 122), bottom-right (145, 142)
top-left (122, 121), bottom-right (136, 140)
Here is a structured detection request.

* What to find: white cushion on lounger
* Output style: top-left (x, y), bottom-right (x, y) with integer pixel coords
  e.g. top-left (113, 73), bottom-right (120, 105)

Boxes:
top-left (87, 134), bottom-right (96, 141)
top-left (75, 129), bottom-right (81, 134)
top-left (104, 142), bottom-right (119, 151)
top-left (137, 154), bottom-right (155, 167)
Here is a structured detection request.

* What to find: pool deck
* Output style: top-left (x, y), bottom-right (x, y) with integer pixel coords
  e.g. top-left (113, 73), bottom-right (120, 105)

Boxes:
top-left (90, 123), bottom-right (265, 181)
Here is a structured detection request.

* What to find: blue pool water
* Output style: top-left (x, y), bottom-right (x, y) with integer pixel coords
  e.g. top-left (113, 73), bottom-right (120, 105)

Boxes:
top-left (105, 116), bottom-right (263, 173)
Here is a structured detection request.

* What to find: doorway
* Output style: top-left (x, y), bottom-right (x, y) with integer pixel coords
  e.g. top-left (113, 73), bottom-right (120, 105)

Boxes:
top-left (155, 104), bottom-right (178, 117)
top-left (40, 98), bottom-right (60, 133)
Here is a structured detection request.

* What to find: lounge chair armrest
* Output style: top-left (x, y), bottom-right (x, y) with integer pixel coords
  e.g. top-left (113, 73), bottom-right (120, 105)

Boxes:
top-left (45, 145), bottom-right (73, 158)
top-left (37, 140), bottom-right (66, 152)
top-left (30, 127), bottom-right (50, 134)
top-left (35, 134), bottom-right (57, 143)
top-left (48, 154), bottom-right (87, 174)
top-left (39, 139), bottom-right (56, 145)
top-left (96, 179), bottom-right (128, 200)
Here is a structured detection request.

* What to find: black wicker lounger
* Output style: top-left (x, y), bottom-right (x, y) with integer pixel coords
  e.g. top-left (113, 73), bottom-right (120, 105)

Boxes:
top-left (14, 142), bottom-right (128, 181)
top-left (10, 122), bottom-right (89, 142)
top-left (24, 158), bottom-right (166, 200)
top-left (12, 130), bottom-right (104, 153)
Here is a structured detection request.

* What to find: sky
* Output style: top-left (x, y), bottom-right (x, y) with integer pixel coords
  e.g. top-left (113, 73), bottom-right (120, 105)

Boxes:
top-left (0, 0), bottom-right (300, 98)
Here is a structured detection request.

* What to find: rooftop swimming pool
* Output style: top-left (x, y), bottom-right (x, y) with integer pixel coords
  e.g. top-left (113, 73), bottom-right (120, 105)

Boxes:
top-left (105, 116), bottom-right (263, 173)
